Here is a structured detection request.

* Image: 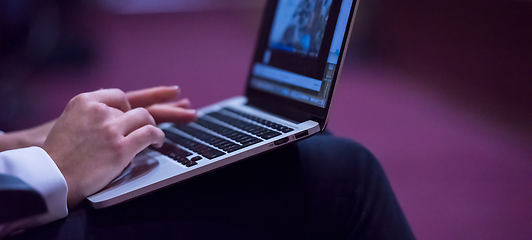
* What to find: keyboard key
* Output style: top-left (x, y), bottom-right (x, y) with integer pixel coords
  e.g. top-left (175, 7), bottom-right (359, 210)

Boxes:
top-left (190, 156), bottom-right (202, 162)
top-left (201, 149), bottom-right (226, 159)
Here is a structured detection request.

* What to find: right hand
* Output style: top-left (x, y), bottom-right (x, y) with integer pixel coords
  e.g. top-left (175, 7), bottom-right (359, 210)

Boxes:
top-left (42, 89), bottom-right (165, 209)
top-left (0, 86), bottom-right (196, 152)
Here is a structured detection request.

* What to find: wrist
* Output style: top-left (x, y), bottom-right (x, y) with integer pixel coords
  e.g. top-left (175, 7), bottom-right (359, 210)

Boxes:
top-left (65, 179), bottom-right (84, 210)
top-left (0, 130), bottom-right (32, 152)
top-left (43, 148), bottom-right (85, 210)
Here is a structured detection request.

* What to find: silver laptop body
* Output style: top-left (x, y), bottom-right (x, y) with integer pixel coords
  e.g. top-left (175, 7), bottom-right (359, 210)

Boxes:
top-left (88, 0), bottom-right (359, 208)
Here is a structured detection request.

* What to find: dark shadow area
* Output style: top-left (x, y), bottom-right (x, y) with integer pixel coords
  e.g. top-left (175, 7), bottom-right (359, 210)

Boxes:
top-left (368, 0), bottom-right (532, 139)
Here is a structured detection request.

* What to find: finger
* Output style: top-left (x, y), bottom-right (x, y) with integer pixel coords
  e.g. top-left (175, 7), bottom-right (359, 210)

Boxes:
top-left (160, 98), bottom-right (191, 109)
top-left (126, 86), bottom-right (180, 109)
top-left (115, 108), bottom-right (157, 136)
top-left (123, 125), bottom-right (165, 153)
top-left (145, 105), bottom-right (197, 124)
top-left (86, 88), bottom-right (131, 112)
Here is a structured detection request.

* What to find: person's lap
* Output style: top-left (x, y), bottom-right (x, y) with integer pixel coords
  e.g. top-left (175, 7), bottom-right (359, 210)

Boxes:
top-left (8, 133), bottom-right (415, 240)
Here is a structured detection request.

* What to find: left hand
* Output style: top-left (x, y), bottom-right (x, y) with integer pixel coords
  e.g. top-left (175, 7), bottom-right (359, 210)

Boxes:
top-left (0, 120), bottom-right (56, 152)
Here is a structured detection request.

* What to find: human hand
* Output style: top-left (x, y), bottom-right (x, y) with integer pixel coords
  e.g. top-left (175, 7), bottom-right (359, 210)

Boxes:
top-left (42, 89), bottom-right (165, 209)
top-left (125, 86), bottom-right (197, 124)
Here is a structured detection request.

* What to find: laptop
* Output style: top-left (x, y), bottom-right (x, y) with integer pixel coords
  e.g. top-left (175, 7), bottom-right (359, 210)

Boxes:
top-left (87, 0), bottom-right (359, 208)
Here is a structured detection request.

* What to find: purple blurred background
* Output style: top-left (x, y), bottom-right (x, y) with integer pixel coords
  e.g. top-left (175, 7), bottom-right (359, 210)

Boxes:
top-left (1, 0), bottom-right (531, 239)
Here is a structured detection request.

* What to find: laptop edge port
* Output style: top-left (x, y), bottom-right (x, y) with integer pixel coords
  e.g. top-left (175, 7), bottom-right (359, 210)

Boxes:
top-left (274, 137), bottom-right (289, 145)
top-left (294, 130), bottom-right (309, 139)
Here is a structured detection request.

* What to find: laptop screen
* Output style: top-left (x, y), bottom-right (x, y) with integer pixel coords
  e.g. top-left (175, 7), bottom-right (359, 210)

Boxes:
top-left (248, 0), bottom-right (354, 109)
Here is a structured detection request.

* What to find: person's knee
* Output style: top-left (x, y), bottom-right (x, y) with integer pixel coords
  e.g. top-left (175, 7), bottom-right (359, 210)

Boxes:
top-left (300, 135), bottom-right (378, 166)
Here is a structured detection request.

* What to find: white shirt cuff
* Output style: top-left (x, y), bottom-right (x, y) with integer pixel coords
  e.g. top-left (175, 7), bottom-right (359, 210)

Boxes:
top-left (0, 147), bottom-right (68, 236)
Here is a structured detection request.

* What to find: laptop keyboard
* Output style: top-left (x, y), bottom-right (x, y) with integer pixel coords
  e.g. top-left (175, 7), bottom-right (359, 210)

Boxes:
top-left (174, 124), bottom-right (245, 153)
top-left (153, 108), bottom-right (294, 168)
top-left (194, 118), bottom-right (263, 146)
top-left (152, 141), bottom-right (198, 167)
top-left (162, 129), bottom-right (226, 160)
top-left (206, 111), bottom-right (282, 139)
top-left (222, 108), bottom-right (294, 133)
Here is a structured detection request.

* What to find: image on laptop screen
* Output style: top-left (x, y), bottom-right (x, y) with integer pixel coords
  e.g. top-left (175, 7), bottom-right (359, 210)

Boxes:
top-left (250, 0), bottom-right (353, 108)
top-left (269, 0), bottom-right (332, 57)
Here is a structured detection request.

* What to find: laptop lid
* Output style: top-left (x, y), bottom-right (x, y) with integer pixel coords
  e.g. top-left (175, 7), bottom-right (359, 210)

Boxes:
top-left (245, 0), bottom-right (357, 130)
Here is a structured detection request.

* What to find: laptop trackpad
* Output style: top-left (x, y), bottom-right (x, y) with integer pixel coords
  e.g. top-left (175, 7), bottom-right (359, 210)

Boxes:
top-left (102, 154), bottom-right (159, 191)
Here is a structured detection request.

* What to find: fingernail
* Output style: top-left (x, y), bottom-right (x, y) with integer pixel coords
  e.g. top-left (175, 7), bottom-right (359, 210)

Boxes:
top-left (169, 85), bottom-right (179, 89)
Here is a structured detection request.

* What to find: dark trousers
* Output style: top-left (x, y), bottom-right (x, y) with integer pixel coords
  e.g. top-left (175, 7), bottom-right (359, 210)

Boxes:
top-left (9, 134), bottom-right (415, 240)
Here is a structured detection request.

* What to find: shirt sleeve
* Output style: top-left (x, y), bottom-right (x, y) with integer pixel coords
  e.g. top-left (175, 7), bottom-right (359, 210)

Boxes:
top-left (0, 147), bottom-right (69, 237)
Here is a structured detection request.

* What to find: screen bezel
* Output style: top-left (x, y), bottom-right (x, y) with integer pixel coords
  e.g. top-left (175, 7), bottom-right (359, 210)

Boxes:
top-left (244, 0), bottom-right (357, 129)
